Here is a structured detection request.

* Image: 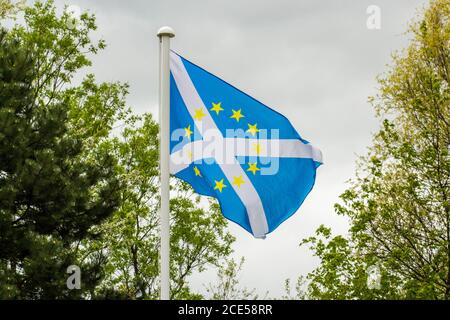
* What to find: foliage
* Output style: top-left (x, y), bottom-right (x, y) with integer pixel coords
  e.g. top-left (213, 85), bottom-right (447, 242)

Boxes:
top-left (298, 0), bottom-right (450, 300)
top-left (205, 257), bottom-right (262, 300)
top-left (0, 0), bottom-right (25, 19)
top-left (84, 115), bottom-right (235, 300)
top-left (281, 277), bottom-right (307, 300)
top-left (0, 0), bottom-right (123, 298)
top-left (1, 0), bottom-right (235, 299)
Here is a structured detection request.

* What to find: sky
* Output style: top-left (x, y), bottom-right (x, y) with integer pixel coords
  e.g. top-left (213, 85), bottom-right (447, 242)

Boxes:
top-left (47, 0), bottom-right (429, 298)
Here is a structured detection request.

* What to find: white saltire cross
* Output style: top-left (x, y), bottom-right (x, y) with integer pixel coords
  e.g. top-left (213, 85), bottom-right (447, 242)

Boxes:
top-left (169, 52), bottom-right (322, 238)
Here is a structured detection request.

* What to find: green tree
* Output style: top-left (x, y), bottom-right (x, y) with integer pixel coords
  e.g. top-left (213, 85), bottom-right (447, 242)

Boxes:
top-left (298, 0), bottom-right (449, 300)
top-left (0, 1), bottom-right (124, 298)
top-left (83, 114), bottom-right (235, 300)
top-left (2, 0), bottom-right (235, 299)
top-left (205, 257), bottom-right (262, 300)
top-left (0, 0), bottom-right (25, 19)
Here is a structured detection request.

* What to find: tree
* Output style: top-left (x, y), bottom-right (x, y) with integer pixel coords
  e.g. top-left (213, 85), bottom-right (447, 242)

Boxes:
top-left (0, 0), bottom-right (25, 19)
top-left (1, 0), bottom-right (236, 299)
top-left (282, 277), bottom-right (307, 300)
top-left (205, 257), bottom-right (262, 300)
top-left (298, 0), bottom-right (449, 299)
top-left (0, 1), bottom-right (123, 298)
top-left (297, 226), bottom-right (403, 299)
top-left (83, 114), bottom-right (235, 300)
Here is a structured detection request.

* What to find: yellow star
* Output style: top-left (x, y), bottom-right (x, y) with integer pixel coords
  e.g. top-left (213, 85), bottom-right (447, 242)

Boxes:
top-left (194, 108), bottom-right (206, 121)
top-left (232, 175), bottom-right (245, 188)
top-left (252, 143), bottom-right (263, 155)
top-left (230, 109), bottom-right (244, 122)
top-left (214, 179), bottom-right (227, 192)
top-left (247, 123), bottom-right (260, 136)
top-left (247, 163), bottom-right (260, 175)
top-left (210, 102), bottom-right (224, 115)
top-left (193, 166), bottom-right (201, 177)
top-left (184, 125), bottom-right (193, 139)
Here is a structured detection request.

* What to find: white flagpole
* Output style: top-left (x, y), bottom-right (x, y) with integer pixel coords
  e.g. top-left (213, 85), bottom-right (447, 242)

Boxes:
top-left (157, 26), bottom-right (174, 300)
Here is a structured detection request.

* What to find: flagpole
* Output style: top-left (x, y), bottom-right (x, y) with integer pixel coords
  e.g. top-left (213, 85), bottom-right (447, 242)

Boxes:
top-left (157, 26), bottom-right (174, 300)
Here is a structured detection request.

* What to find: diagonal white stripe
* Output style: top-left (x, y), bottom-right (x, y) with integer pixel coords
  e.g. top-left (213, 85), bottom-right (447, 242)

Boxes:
top-left (170, 52), bottom-right (269, 238)
top-left (169, 53), bottom-right (217, 136)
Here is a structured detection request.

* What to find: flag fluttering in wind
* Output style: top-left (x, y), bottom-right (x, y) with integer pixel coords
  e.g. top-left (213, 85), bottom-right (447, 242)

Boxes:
top-left (169, 51), bottom-right (322, 238)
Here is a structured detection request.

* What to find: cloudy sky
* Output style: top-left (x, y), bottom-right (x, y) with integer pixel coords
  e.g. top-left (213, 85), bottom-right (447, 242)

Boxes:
top-left (49, 0), bottom-right (429, 297)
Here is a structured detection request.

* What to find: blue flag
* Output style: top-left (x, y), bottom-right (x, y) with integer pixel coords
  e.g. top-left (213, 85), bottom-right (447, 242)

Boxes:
top-left (169, 51), bottom-right (322, 238)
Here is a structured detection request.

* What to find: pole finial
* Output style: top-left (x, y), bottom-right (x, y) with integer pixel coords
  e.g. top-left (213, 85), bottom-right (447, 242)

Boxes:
top-left (157, 26), bottom-right (175, 38)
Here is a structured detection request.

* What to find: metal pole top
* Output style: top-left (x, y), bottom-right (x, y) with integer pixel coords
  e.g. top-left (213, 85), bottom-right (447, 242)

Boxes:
top-left (157, 26), bottom-right (175, 38)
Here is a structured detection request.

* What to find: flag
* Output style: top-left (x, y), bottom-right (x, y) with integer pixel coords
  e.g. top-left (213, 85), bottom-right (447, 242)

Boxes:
top-left (169, 51), bottom-right (322, 238)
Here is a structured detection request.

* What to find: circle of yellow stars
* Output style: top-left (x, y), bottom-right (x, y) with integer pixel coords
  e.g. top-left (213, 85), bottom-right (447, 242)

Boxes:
top-left (181, 101), bottom-right (264, 194)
